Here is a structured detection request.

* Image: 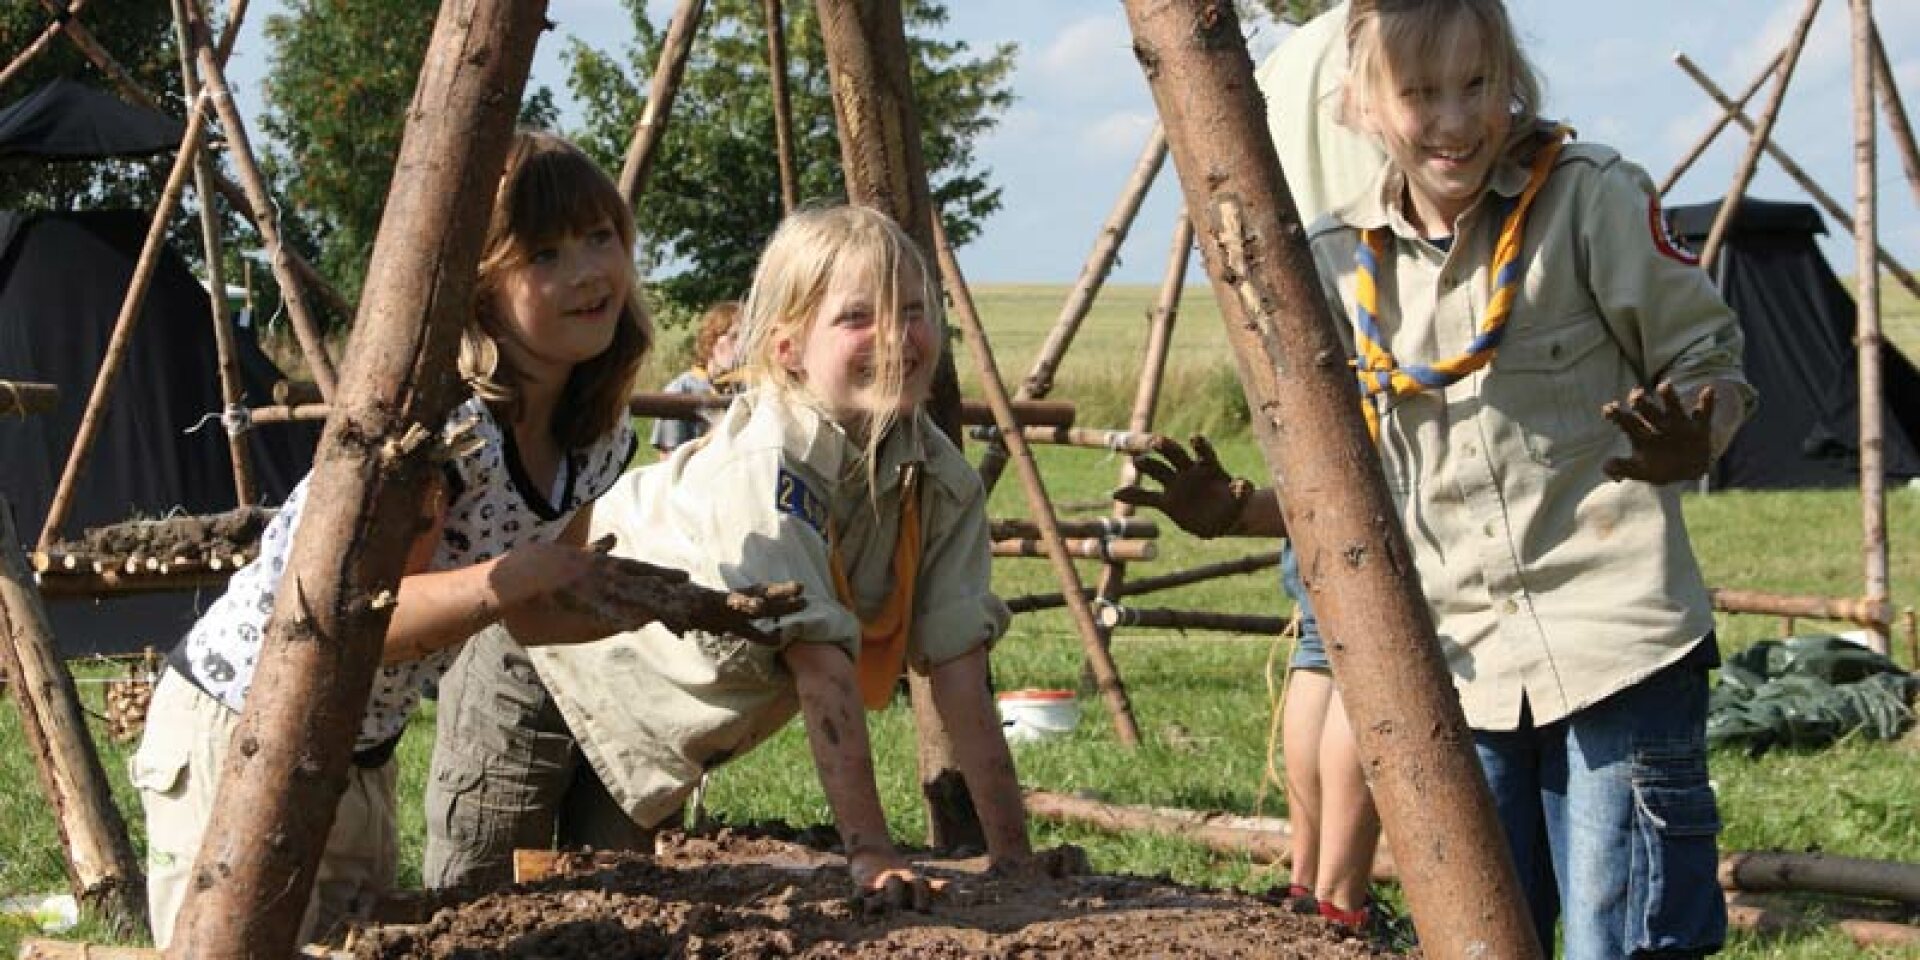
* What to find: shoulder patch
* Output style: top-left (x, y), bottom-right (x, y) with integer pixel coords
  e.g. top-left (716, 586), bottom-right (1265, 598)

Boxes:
top-left (1647, 196), bottom-right (1700, 265)
top-left (775, 466), bottom-right (829, 537)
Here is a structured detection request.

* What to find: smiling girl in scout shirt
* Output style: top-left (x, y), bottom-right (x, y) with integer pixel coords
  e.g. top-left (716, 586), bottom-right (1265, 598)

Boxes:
top-left (489, 204), bottom-right (1075, 910)
top-left (1120, 1), bottom-right (1756, 956)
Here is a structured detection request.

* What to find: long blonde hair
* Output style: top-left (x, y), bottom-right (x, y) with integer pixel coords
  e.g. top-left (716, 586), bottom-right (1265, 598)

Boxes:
top-left (1341, 0), bottom-right (1547, 159)
top-left (735, 205), bottom-right (942, 474)
top-left (460, 130), bottom-right (651, 449)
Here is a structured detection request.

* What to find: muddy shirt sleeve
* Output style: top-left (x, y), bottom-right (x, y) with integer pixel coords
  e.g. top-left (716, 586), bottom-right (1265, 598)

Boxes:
top-left (909, 463), bottom-right (1010, 668)
top-left (684, 446), bottom-right (861, 660)
top-left (1577, 156), bottom-right (1756, 424)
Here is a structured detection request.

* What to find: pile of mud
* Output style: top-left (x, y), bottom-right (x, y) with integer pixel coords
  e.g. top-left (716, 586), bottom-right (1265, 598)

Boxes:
top-left (352, 827), bottom-right (1404, 959)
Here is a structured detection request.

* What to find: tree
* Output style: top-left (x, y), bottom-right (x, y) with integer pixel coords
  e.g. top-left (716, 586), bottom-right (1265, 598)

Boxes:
top-left (258, 0), bottom-right (558, 309)
top-left (0, 4), bottom-right (182, 213)
top-left (567, 0), bottom-right (1015, 315)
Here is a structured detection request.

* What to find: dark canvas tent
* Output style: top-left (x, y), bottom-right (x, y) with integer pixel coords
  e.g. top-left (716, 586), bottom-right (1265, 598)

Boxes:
top-left (1668, 198), bottom-right (1920, 490)
top-left (1, 81), bottom-right (318, 656)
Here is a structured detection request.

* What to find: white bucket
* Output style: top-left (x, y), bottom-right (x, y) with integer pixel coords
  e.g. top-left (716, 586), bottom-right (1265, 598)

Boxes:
top-left (998, 689), bottom-right (1080, 743)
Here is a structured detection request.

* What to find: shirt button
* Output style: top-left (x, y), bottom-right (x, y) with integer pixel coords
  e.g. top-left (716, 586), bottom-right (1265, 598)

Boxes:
top-left (1483, 520), bottom-right (1498, 538)
top-left (1501, 597), bottom-right (1519, 615)
top-left (1463, 443), bottom-right (1479, 459)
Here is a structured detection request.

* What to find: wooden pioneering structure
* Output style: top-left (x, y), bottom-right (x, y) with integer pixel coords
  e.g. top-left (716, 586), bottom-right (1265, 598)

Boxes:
top-left (1662, 0), bottom-right (1913, 652)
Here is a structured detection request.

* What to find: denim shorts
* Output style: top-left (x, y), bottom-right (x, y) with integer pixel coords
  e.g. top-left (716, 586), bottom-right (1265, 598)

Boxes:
top-left (1473, 648), bottom-right (1726, 958)
top-left (1280, 543), bottom-right (1330, 672)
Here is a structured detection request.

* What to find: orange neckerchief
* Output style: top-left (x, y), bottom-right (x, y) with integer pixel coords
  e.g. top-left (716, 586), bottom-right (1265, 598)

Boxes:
top-left (829, 463), bottom-right (922, 710)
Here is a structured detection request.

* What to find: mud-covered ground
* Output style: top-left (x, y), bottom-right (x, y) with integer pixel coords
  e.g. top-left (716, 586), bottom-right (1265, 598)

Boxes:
top-left (350, 827), bottom-right (1405, 959)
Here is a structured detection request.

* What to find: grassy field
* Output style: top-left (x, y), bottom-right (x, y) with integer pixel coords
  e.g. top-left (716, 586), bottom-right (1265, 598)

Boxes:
top-left (6, 281), bottom-right (1918, 955)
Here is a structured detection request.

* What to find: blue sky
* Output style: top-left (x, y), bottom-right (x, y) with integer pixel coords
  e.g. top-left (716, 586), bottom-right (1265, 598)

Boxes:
top-left (222, 1), bottom-right (1919, 285)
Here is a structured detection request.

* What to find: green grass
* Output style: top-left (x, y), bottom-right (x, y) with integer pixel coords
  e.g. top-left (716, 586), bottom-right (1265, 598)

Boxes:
top-left (8, 283), bottom-right (1918, 957)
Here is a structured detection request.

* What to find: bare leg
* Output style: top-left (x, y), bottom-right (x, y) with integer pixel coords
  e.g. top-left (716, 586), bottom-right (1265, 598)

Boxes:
top-left (1315, 687), bottom-right (1381, 913)
top-left (1281, 669), bottom-right (1333, 891)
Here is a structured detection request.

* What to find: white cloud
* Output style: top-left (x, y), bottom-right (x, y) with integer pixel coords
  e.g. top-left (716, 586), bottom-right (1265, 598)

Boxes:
top-left (1033, 15), bottom-right (1138, 103)
top-left (1083, 110), bottom-right (1157, 160)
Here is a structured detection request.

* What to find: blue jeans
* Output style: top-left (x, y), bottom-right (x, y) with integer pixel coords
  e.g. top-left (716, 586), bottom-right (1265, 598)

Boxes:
top-left (1280, 543), bottom-right (1329, 672)
top-left (1474, 655), bottom-right (1726, 958)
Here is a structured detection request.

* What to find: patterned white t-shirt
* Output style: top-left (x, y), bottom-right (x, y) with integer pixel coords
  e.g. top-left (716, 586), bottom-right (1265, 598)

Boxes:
top-left (172, 396), bottom-right (635, 750)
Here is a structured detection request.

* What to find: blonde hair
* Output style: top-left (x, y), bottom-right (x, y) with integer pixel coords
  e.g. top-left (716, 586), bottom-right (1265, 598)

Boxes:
top-left (459, 130), bottom-right (651, 449)
top-left (736, 205), bottom-right (942, 474)
top-left (1342, 0), bottom-right (1547, 158)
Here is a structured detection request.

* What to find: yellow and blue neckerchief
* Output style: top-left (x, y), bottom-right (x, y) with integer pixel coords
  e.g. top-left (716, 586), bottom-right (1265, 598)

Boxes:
top-left (1350, 126), bottom-right (1572, 439)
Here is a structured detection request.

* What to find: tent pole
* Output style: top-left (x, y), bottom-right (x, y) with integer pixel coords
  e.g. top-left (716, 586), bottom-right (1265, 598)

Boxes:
top-left (617, 0), bottom-right (705, 206)
top-left (1849, 0), bottom-right (1889, 654)
top-left (169, 0), bottom-right (257, 506)
top-left (1699, 0), bottom-right (1823, 273)
top-left (0, 0), bottom-right (90, 94)
top-left (1870, 24), bottom-right (1920, 213)
top-left (763, 0), bottom-right (799, 215)
top-left (1658, 48), bottom-right (1783, 199)
top-left (1674, 53), bottom-right (1920, 302)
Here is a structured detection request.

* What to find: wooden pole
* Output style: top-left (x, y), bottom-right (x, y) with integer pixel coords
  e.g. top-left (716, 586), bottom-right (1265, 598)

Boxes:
top-left (617, 0), bottom-right (705, 205)
top-left (0, 0), bottom-right (89, 94)
top-left (991, 537), bottom-right (1156, 562)
top-left (763, 0), bottom-right (799, 214)
top-left (1870, 24), bottom-right (1920, 212)
top-left (164, 0), bottom-right (545, 953)
top-left (629, 391), bottom-right (1074, 427)
top-left (1708, 587), bottom-right (1889, 631)
top-left (37, 85), bottom-right (217, 551)
top-left (1850, 0), bottom-right (1890, 654)
top-left (1015, 425), bottom-right (1157, 454)
top-left (935, 219), bottom-right (1143, 748)
top-left (1658, 48), bottom-right (1784, 198)
top-left (1007, 550), bottom-right (1283, 615)
top-left (1721, 850), bottom-right (1920, 903)
top-left (811, 0), bottom-right (978, 847)
top-left (976, 126), bottom-right (1169, 492)
top-left (990, 518), bottom-right (1158, 540)
top-left (1673, 53), bottom-right (1920, 301)
top-left (0, 380), bottom-right (59, 417)
top-left (170, 0), bottom-right (257, 507)
top-left (31, 0), bottom-right (153, 111)
top-left (1725, 894), bottom-right (1920, 950)
top-left (1698, 0), bottom-right (1823, 274)
top-left (1095, 605), bottom-right (1289, 635)
top-left (0, 497), bottom-right (146, 934)
top-left (1120, 3), bottom-right (1540, 956)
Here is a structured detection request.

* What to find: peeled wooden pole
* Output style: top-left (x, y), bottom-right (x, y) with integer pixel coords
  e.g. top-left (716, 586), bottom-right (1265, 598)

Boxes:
top-left (1725, 894), bottom-right (1920, 950)
top-left (0, 380), bottom-right (58, 417)
top-left (812, 0), bottom-right (978, 847)
top-left (170, 0), bottom-right (256, 506)
top-left (990, 518), bottom-right (1157, 540)
top-left (991, 537), bottom-right (1155, 562)
top-left (1708, 587), bottom-right (1889, 631)
top-left (977, 126), bottom-right (1169, 492)
top-left (0, 0), bottom-right (88, 93)
top-left (1657, 48), bottom-right (1783, 198)
top-left (629, 391), bottom-right (1074, 427)
top-left (1873, 24), bottom-right (1920, 211)
top-left (1674, 52), bottom-right (1920, 301)
top-left (1120, 3), bottom-right (1539, 956)
top-left (617, 0), bottom-right (705, 205)
top-left (1698, 0), bottom-right (1823, 273)
top-left (763, 0), bottom-right (799, 214)
top-left (164, 1), bottom-right (546, 954)
top-left (0, 498), bottom-right (146, 933)
top-left (38, 87), bottom-right (216, 551)
top-left (1850, 0), bottom-right (1890, 654)
top-left (935, 219), bottom-right (1142, 748)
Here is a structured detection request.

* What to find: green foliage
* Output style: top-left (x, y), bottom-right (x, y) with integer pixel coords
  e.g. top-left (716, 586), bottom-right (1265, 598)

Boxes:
top-left (0, 4), bottom-right (182, 213)
top-left (257, 1), bottom-right (558, 309)
top-left (566, 0), bottom-right (1015, 318)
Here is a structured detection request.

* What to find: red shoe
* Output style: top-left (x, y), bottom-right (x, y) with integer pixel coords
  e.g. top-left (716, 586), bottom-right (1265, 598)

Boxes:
top-left (1317, 898), bottom-right (1370, 929)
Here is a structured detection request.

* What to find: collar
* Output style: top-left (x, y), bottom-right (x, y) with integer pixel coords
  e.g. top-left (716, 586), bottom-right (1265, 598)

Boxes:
top-left (1334, 149), bottom-right (1534, 239)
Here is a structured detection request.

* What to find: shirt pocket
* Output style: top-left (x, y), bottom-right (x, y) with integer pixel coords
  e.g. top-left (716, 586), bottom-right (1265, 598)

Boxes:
top-left (128, 721), bottom-right (194, 798)
top-left (1489, 316), bottom-right (1626, 466)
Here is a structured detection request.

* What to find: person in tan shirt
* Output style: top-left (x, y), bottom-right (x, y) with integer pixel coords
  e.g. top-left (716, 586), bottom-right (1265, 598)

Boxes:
top-left (1122, 2), bottom-right (1753, 956)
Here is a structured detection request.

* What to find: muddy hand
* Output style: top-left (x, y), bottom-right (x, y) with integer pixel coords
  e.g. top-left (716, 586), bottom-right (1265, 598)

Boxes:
top-left (852, 865), bottom-right (944, 918)
top-left (1112, 435), bottom-right (1251, 540)
top-left (1601, 381), bottom-right (1715, 485)
top-left (692, 580), bottom-right (807, 645)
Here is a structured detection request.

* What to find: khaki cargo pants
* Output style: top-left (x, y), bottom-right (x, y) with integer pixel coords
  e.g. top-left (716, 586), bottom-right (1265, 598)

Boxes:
top-left (131, 669), bottom-right (398, 947)
top-left (423, 624), bottom-right (649, 890)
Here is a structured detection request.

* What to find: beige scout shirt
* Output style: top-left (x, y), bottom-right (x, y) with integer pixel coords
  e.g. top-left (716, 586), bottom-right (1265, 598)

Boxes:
top-left (1254, 1), bottom-right (1384, 226)
top-left (532, 389), bottom-right (1010, 826)
top-left (1306, 143), bottom-right (1755, 732)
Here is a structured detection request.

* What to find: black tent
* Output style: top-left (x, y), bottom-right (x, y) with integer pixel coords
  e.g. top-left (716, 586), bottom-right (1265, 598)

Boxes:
top-left (1668, 198), bottom-right (1920, 490)
top-left (1, 78), bottom-right (319, 655)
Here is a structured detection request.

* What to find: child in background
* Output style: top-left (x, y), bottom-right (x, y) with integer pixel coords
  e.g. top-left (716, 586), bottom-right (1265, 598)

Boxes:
top-left (1126, 1), bottom-right (1754, 955)
top-left (517, 205), bottom-right (1070, 906)
top-left (651, 300), bottom-right (742, 456)
top-left (131, 131), bottom-right (705, 945)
